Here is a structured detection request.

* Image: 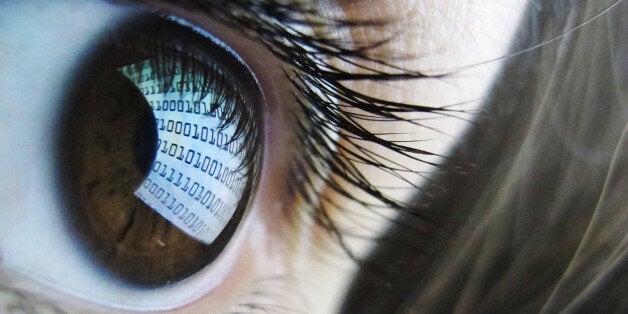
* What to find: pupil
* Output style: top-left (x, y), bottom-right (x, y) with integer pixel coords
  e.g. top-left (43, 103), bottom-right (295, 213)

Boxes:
top-left (134, 102), bottom-right (158, 177)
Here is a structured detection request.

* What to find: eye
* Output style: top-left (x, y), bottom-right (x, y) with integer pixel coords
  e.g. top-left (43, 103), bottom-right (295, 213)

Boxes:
top-left (0, 1), bottom-right (265, 310)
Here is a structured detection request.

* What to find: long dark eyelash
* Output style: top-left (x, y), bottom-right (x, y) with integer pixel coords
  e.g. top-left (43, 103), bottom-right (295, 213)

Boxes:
top-left (273, 0), bottom-right (627, 252)
top-left (108, 18), bottom-right (261, 173)
top-left (225, 2), bottom-right (465, 225)
top-left (141, 0), bottom-right (464, 254)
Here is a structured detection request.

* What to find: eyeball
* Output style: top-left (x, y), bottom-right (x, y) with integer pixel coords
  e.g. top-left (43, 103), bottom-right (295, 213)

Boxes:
top-left (0, 1), bottom-right (263, 310)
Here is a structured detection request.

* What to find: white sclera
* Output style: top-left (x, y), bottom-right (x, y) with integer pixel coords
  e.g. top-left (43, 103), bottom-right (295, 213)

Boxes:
top-left (121, 60), bottom-right (246, 245)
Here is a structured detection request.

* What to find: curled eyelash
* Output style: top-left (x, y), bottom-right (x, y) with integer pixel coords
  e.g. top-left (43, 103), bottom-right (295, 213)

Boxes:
top-left (148, 0), bottom-right (465, 255)
top-left (107, 17), bottom-right (262, 174)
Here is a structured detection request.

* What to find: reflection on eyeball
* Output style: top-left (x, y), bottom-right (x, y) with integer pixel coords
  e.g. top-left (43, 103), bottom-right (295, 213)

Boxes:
top-left (58, 16), bottom-right (262, 288)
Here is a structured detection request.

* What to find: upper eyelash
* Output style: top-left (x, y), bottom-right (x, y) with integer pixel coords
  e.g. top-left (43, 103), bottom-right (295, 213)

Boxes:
top-left (139, 0), bottom-right (463, 256)
top-left (107, 17), bottom-right (262, 175)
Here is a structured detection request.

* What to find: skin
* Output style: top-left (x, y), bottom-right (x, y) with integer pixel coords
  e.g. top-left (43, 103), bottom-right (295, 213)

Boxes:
top-left (0, 0), bottom-right (529, 313)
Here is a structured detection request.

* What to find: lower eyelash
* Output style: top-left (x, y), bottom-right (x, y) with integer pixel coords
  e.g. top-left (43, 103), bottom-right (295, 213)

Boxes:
top-left (228, 275), bottom-right (308, 313)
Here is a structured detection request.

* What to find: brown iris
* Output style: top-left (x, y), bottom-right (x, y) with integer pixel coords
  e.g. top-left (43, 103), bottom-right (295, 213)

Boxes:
top-left (58, 50), bottom-right (217, 287)
top-left (56, 16), bottom-right (260, 288)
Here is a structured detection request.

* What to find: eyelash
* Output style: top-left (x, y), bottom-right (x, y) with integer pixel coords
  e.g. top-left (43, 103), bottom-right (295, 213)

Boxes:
top-left (137, 0), bottom-right (463, 256)
top-left (199, 1), bottom-right (463, 253)
top-left (109, 18), bottom-right (261, 175)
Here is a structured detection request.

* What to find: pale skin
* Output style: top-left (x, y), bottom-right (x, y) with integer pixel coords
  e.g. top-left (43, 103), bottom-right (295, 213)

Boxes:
top-left (0, 0), bottom-right (528, 312)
